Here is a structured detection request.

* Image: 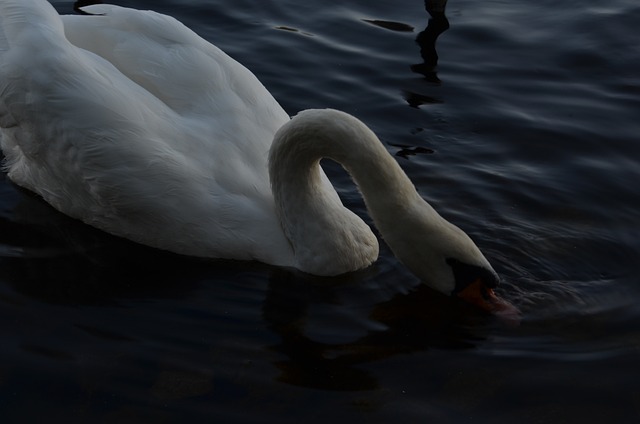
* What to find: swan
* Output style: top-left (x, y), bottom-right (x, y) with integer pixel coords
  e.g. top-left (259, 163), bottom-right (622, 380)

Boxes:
top-left (0, 0), bottom-right (517, 317)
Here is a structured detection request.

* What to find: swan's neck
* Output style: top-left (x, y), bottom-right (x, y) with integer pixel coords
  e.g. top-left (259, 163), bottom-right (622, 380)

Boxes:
top-left (268, 109), bottom-right (430, 276)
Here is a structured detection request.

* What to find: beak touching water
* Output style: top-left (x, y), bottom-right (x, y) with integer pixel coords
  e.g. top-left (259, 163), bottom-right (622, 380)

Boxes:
top-left (456, 278), bottom-right (521, 325)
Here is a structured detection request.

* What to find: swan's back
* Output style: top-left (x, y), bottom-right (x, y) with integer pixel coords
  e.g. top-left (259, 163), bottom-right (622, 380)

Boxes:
top-left (0, 0), bottom-right (295, 265)
top-left (61, 5), bottom-right (286, 124)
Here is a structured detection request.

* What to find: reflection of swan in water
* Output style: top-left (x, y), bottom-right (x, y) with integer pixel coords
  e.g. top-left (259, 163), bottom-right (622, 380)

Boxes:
top-left (264, 271), bottom-right (490, 391)
top-left (411, 0), bottom-right (450, 82)
top-left (0, 0), bottom-right (516, 315)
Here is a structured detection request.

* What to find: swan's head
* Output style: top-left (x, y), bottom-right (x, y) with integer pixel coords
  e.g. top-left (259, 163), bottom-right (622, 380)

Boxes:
top-left (445, 253), bottom-right (517, 319)
top-left (383, 201), bottom-right (518, 319)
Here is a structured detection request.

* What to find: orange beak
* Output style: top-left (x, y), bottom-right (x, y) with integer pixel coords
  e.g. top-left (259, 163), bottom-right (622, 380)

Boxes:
top-left (457, 279), bottom-right (521, 325)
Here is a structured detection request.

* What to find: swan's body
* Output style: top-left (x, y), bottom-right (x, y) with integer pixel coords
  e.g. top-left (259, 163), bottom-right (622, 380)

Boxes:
top-left (0, 0), bottom-right (514, 311)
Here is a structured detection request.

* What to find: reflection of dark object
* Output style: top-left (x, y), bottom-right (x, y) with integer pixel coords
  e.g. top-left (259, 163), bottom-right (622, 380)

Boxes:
top-left (389, 142), bottom-right (435, 159)
top-left (403, 90), bottom-right (443, 108)
top-left (411, 0), bottom-right (450, 80)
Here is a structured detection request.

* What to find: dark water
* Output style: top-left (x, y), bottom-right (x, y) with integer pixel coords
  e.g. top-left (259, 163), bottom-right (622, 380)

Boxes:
top-left (1, 0), bottom-right (639, 422)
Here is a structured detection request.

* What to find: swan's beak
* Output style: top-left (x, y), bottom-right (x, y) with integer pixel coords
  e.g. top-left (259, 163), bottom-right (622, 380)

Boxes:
top-left (456, 279), bottom-right (521, 325)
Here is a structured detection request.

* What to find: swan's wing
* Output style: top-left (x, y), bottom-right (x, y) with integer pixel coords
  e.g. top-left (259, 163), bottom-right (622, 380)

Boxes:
top-left (0, 0), bottom-right (184, 215)
top-left (0, 2), bottom-right (217, 252)
top-left (61, 4), bottom-right (288, 125)
top-left (0, 0), bottom-right (294, 262)
top-left (60, 4), bottom-right (290, 178)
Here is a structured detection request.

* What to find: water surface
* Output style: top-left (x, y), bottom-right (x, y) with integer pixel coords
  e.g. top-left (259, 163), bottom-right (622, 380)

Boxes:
top-left (1, 0), bottom-right (639, 422)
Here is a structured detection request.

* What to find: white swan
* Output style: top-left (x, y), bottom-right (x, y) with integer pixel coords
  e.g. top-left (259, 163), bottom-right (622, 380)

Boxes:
top-left (0, 0), bottom-right (517, 316)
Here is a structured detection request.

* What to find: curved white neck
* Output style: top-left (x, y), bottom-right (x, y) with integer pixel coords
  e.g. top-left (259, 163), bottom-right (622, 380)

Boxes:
top-left (268, 109), bottom-right (429, 276)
